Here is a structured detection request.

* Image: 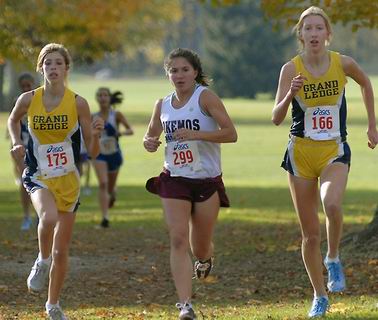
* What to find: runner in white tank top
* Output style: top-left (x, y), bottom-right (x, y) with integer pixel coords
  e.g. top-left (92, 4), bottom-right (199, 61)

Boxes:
top-left (143, 48), bottom-right (237, 320)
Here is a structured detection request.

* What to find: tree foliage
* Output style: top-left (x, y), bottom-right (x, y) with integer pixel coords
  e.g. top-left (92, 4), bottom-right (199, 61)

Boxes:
top-left (165, 1), bottom-right (204, 56)
top-left (198, 0), bottom-right (240, 6)
top-left (260, 0), bottom-right (378, 31)
top-left (0, 0), bottom-right (181, 65)
top-left (203, 1), bottom-right (293, 98)
top-left (199, 0), bottom-right (378, 30)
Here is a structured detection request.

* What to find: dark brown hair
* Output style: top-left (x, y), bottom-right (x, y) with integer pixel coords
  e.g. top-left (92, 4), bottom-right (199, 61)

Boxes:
top-left (96, 87), bottom-right (124, 107)
top-left (164, 48), bottom-right (210, 86)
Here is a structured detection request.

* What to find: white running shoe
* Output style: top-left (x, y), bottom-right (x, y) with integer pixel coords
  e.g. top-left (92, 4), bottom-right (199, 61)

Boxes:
top-left (46, 303), bottom-right (67, 320)
top-left (194, 257), bottom-right (213, 279)
top-left (176, 302), bottom-right (197, 320)
top-left (27, 256), bottom-right (51, 292)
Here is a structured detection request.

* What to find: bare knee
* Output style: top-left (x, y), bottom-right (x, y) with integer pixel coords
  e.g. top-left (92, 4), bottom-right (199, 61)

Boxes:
top-left (170, 233), bottom-right (189, 252)
top-left (39, 212), bottom-right (57, 229)
top-left (324, 202), bottom-right (342, 221)
top-left (99, 181), bottom-right (108, 191)
top-left (302, 233), bottom-right (321, 249)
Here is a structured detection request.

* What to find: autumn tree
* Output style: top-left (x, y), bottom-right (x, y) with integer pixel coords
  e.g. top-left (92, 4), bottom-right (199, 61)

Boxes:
top-left (202, 0), bottom-right (378, 30)
top-left (260, 0), bottom-right (378, 31)
top-left (0, 0), bottom-right (181, 63)
top-left (0, 0), bottom-right (181, 109)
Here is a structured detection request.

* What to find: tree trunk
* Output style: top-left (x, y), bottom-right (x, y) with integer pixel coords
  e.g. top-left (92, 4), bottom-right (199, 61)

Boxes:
top-left (1, 61), bottom-right (35, 112)
top-left (342, 206), bottom-right (378, 245)
top-left (356, 206), bottom-right (378, 242)
top-left (0, 63), bottom-right (4, 111)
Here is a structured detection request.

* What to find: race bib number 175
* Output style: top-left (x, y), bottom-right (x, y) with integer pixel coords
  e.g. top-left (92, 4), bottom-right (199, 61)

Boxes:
top-left (38, 142), bottom-right (76, 178)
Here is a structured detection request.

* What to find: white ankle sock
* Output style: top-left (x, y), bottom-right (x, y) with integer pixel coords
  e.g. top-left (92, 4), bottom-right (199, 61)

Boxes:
top-left (38, 252), bottom-right (51, 264)
top-left (46, 301), bottom-right (59, 311)
top-left (326, 255), bottom-right (340, 263)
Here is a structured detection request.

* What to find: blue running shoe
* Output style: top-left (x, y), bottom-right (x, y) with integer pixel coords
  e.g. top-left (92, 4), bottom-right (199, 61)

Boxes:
top-left (324, 258), bottom-right (346, 292)
top-left (21, 216), bottom-right (32, 231)
top-left (308, 296), bottom-right (328, 318)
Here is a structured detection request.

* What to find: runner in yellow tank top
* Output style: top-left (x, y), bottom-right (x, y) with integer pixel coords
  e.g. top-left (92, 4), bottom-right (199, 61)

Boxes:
top-left (284, 51), bottom-right (350, 179)
top-left (8, 43), bottom-right (104, 320)
top-left (272, 6), bottom-right (378, 318)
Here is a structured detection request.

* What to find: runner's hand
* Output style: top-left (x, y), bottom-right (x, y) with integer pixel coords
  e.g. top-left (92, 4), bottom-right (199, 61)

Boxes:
top-left (367, 127), bottom-right (378, 149)
top-left (173, 128), bottom-right (197, 141)
top-left (143, 136), bottom-right (161, 152)
top-left (10, 144), bottom-right (26, 172)
top-left (92, 116), bottom-right (104, 136)
top-left (289, 73), bottom-right (307, 96)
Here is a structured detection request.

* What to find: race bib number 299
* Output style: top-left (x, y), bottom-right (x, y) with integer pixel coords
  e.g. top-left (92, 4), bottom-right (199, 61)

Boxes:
top-left (166, 141), bottom-right (202, 176)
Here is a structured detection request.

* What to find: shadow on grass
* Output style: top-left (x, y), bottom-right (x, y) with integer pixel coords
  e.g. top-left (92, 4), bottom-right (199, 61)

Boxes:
top-left (0, 185), bottom-right (377, 317)
top-left (2, 184), bottom-right (375, 218)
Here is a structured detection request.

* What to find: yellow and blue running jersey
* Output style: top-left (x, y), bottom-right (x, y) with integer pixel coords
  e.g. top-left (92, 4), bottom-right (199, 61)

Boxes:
top-left (23, 87), bottom-right (81, 212)
top-left (290, 51), bottom-right (348, 141)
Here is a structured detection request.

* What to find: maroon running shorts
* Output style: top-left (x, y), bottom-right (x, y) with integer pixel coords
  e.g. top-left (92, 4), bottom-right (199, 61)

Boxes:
top-left (146, 169), bottom-right (230, 207)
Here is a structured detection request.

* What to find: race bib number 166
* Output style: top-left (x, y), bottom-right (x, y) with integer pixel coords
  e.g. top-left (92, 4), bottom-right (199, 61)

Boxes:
top-left (304, 106), bottom-right (340, 140)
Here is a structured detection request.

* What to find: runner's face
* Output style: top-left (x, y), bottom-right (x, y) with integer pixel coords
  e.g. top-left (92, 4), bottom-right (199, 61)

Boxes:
top-left (19, 79), bottom-right (34, 92)
top-left (42, 52), bottom-right (67, 83)
top-left (300, 15), bottom-right (329, 52)
top-left (96, 89), bottom-right (111, 108)
top-left (167, 57), bottom-right (198, 92)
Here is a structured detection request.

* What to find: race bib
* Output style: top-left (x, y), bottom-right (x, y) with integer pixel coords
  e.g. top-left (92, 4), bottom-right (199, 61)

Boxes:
top-left (100, 136), bottom-right (118, 155)
top-left (38, 142), bottom-right (76, 178)
top-left (166, 141), bottom-right (202, 177)
top-left (304, 106), bottom-right (340, 140)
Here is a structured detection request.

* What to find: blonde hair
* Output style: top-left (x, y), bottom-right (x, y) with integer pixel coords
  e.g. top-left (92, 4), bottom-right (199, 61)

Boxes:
top-left (293, 6), bottom-right (333, 51)
top-left (36, 43), bottom-right (72, 73)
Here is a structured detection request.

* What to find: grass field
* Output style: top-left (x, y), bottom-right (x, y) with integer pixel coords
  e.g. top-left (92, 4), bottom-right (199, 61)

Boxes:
top-left (0, 75), bottom-right (377, 319)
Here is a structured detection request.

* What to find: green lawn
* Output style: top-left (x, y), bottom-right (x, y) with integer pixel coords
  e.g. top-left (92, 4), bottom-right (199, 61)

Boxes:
top-left (0, 75), bottom-right (377, 319)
